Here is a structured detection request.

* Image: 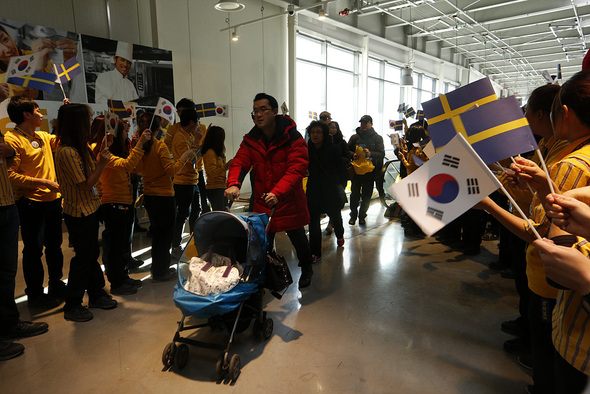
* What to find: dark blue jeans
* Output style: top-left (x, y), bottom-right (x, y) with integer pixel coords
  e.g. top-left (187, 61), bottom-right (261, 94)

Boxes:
top-left (173, 184), bottom-right (196, 248)
top-left (101, 203), bottom-right (134, 288)
top-left (349, 173), bottom-right (375, 220)
top-left (0, 204), bottom-right (20, 330)
top-left (63, 211), bottom-right (106, 309)
top-left (16, 197), bottom-right (64, 297)
top-left (267, 227), bottom-right (312, 268)
top-left (144, 195), bottom-right (175, 277)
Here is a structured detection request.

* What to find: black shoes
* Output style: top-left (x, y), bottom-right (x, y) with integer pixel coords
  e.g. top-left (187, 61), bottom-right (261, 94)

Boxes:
top-left (489, 260), bottom-right (510, 271)
top-left (48, 281), bottom-right (67, 299)
top-left (348, 218), bottom-right (356, 225)
top-left (89, 294), bottom-right (118, 310)
top-left (111, 283), bottom-right (138, 295)
top-left (0, 320), bottom-right (49, 341)
top-left (125, 277), bottom-right (143, 288)
top-left (28, 294), bottom-right (61, 309)
top-left (152, 268), bottom-right (177, 283)
top-left (503, 337), bottom-right (531, 355)
top-left (359, 218), bottom-right (366, 226)
top-left (501, 318), bottom-right (524, 337)
top-left (298, 266), bottom-right (313, 289)
top-left (64, 305), bottom-right (93, 322)
top-left (128, 257), bottom-right (144, 269)
top-left (0, 340), bottom-right (24, 361)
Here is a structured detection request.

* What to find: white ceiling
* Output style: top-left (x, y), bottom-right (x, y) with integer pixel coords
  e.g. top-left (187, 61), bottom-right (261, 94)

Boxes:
top-left (273, 0), bottom-right (590, 96)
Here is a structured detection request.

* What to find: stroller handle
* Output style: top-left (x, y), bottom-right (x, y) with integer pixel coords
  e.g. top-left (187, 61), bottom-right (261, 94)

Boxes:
top-left (265, 207), bottom-right (276, 233)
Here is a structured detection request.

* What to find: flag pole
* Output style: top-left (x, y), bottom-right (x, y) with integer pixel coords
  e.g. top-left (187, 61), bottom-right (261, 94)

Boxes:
top-left (52, 64), bottom-right (67, 101)
top-left (509, 157), bottom-right (536, 195)
top-left (535, 149), bottom-right (556, 194)
top-left (498, 184), bottom-right (542, 240)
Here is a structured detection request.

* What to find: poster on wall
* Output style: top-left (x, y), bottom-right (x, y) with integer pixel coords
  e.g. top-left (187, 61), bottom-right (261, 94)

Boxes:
top-left (81, 35), bottom-right (174, 106)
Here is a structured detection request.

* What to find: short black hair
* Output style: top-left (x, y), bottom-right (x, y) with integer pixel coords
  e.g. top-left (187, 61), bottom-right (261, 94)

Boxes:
top-left (180, 108), bottom-right (199, 127)
top-left (176, 98), bottom-right (195, 110)
top-left (254, 93), bottom-right (278, 110)
top-left (7, 96), bottom-right (39, 125)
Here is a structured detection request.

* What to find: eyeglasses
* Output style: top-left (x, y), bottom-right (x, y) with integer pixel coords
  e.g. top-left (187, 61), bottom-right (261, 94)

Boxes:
top-left (251, 107), bottom-right (272, 116)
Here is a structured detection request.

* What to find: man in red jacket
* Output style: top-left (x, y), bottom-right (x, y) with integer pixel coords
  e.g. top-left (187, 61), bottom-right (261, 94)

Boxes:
top-left (225, 93), bottom-right (313, 289)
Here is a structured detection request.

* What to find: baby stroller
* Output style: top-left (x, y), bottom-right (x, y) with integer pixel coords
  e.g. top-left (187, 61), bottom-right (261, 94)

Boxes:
top-left (162, 210), bottom-right (273, 382)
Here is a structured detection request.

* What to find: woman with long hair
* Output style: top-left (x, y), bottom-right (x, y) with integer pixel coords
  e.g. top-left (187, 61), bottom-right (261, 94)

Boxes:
top-left (201, 125), bottom-right (232, 211)
top-left (54, 104), bottom-right (113, 322)
top-left (135, 112), bottom-right (193, 281)
top-left (306, 121), bottom-right (346, 262)
top-left (96, 118), bottom-right (151, 295)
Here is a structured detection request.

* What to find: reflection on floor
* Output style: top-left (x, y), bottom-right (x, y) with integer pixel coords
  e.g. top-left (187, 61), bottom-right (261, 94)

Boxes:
top-left (3, 201), bottom-right (531, 393)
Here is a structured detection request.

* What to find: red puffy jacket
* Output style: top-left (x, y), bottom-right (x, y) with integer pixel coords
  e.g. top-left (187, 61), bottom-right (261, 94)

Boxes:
top-left (227, 116), bottom-right (310, 232)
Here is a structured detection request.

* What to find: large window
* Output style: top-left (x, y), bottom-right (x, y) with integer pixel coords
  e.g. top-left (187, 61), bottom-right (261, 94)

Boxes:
top-left (367, 59), bottom-right (401, 142)
top-left (296, 35), bottom-right (359, 140)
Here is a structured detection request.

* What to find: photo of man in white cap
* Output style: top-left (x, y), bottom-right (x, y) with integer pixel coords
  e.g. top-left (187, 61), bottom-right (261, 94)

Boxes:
top-left (94, 41), bottom-right (138, 104)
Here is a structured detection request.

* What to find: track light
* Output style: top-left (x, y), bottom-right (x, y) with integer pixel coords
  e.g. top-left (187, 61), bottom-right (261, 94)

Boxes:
top-left (231, 28), bottom-right (239, 41)
top-left (318, 6), bottom-right (326, 20)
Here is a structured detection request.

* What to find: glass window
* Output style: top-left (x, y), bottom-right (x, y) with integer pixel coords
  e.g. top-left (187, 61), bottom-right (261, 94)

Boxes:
top-left (327, 44), bottom-right (355, 72)
top-left (327, 68), bottom-right (356, 139)
top-left (296, 35), bottom-right (324, 63)
top-left (422, 76), bottom-right (434, 92)
top-left (383, 81), bottom-right (401, 136)
top-left (366, 77), bottom-right (381, 134)
top-left (385, 63), bottom-right (401, 84)
top-left (295, 60), bottom-right (326, 133)
top-left (368, 58), bottom-right (381, 78)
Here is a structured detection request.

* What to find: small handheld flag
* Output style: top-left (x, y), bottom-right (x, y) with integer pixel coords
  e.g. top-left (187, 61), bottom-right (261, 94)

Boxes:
top-left (195, 102), bottom-right (216, 118)
top-left (155, 98), bottom-right (175, 124)
top-left (5, 53), bottom-right (41, 79)
top-left (55, 57), bottom-right (82, 84)
top-left (397, 103), bottom-right (406, 113)
top-left (309, 111), bottom-right (318, 120)
top-left (7, 71), bottom-right (55, 93)
top-left (281, 102), bottom-right (289, 115)
top-left (105, 112), bottom-right (119, 137)
top-left (405, 107), bottom-right (416, 118)
top-left (107, 99), bottom-right (129, 118)
top-left (215, 104), bottom-right (228, 117)
top-left (416, 110), bottom-right (425, 121)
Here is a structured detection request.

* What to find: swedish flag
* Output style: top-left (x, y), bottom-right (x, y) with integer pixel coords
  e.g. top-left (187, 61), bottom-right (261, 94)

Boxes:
top-left (56, 57), bottom-right (82, 84)
top-left (107, 99), bottom-right (129, 118)
top-left (416, 110), bottom-right (425, 121)
top-left (405, 107), bottom-right (416, 118)
top-left (309, 111), bottom-right (318, 120)
top-left (195, 102), bottom-right (216, 118)
top-left (7, 71), bottom-right (55, 93)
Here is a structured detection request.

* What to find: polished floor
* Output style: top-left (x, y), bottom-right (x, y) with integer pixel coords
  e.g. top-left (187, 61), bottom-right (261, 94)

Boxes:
top-left (1, 200), bottom-right (532, 393)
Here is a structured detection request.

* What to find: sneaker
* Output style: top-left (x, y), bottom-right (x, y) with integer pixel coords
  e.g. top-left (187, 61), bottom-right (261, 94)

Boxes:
top-left (518, 354), bottom-right (533, 370)
top-left (359, 218), bottom-right (366, 226)
top-left (501, 318), bottom-right (524, 337)
top-left (152, 268), bottom-right (177, 283)
top-left (48, 281), bottom-right (67, 299)
top-left (337, 238), bottom-right (345, 247)
top-left (312, 255), bottom-right (321, 264)
top-left (127, 257), bottom-right (144, 269)
top-left (89, 294), bottom-right (118, 310)
top-left (298, 266), bottom-right (313, 289)
top-left (348, 218), bottom-right (356, 225)
top-left (0, 340), bottom-right (24, 361)
top-left (110, 283), bottom-right (138, 295)
top-left (503, 337), bottom-right (531, 355)
top-left (0, 320), bottom-right (49, 340)
top-left (64, 305), bottom-right (93, 322)
top-left (125, 277), bottom-right (143, 288)
top-left (27, 294), bottom-right (61, 309)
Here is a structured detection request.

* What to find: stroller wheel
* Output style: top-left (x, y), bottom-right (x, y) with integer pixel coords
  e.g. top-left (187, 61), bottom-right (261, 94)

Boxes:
top-left (263, 318), bottom-right (274, 340)
top-left (229, 354), bottom-right (241, 381)
top-left (162, 342), bottom-right (176, 368)
top-left (216, 353), bottom-right (227, 381)
top-left (175, 344), bottom-right (189, 370)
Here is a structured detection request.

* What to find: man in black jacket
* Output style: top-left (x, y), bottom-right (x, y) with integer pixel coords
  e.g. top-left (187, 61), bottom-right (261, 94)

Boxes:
top-left (347, 115), bottom-right (385, 225)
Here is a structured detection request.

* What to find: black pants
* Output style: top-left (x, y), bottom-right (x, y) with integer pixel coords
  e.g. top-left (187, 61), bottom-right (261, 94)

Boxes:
top-left (172, 184), bottom-right (196, 248)
top-left (101, 203), bottom-right (133, 288)
top-left (16, 197), bottom-right (64, 297)
top-left (529, 292), bottom-right (556, 394)
top-left (0, 204), bottom-right (20, 330)
top-left (554, 349), bottom-right (588, 394)
top-left (309, 206), bottom-right (344, 257)
top-left (267, 227), bottom-right (312, 268)
top-left (144, 195), bottom-right (175, 277)
top-left (349, 173), bottom-right (375, 220)
top-left (207, 188), bottom-right (229, 211)
top-left (63, 211), bottom-right (106, 309)
top-left (511, 233), bottom-right (530, 339)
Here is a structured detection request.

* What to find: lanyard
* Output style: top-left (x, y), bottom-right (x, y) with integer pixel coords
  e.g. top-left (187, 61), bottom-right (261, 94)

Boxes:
top-left (13, 127), bottom-right (42, 149)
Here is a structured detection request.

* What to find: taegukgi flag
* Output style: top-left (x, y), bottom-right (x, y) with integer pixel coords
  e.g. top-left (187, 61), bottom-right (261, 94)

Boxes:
top-left (155, 98), bottom-right (175, 124)
top-left (425, 95), bottom-right (538, 164)
top-left (105, 111), bottom-right (119, 137)
top-left (390, 133), bottom-right (502, 237)
top-left (5, 52), bottom-right (42, 79)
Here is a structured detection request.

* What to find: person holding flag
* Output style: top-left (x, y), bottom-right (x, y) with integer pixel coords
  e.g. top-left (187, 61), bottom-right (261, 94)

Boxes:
top-left (476, 70), bottom-right (590, 394)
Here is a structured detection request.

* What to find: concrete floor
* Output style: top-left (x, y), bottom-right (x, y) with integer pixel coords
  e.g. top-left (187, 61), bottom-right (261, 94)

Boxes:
top-left (0, 201), bottom-right (532, 393)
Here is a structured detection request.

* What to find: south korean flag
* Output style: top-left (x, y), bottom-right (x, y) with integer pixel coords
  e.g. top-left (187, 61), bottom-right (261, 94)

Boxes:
top-left (390, 134), bottom-right (501, 236)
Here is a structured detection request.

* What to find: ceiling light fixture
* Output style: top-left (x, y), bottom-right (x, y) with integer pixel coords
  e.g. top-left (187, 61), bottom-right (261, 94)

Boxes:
top-left (214, 1), bottom-right (245, 12)
top-left (231, 28), bottom-right (239, 41)
top-left (318, 6), bottom-right (326, 20)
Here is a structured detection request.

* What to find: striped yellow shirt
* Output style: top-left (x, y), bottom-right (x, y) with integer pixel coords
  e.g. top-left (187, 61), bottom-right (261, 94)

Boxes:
top-left (5, 128), bottom-right (60, 202)
top-left (99, 147), bottom-right (144, 205)
top-left (0, 133), bottom-right (14, 207)
top-left (55, 145), bottom-right (100, 217)
top-left (171, 127), bottom-right (198, 185)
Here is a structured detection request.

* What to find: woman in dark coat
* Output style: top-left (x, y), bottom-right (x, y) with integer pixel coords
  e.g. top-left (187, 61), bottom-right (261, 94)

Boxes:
top-left (306, 121), bottom-right (346, 261)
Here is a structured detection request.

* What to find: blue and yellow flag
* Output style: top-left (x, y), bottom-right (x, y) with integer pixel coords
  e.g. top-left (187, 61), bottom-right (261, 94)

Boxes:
top-left (107, 99), bottom-right (129, 118)
top-left (416, 110), bottom-right (425, 121)
top-left (7, 71), bottom-right (55, 93)
top-left (195, 102), bottom-right (216, 118)
top-left (397, 103), bottom-right (406, 113)
top-left (422, 78), bottom-right (496, 126)
top-left (405, 106), bottom-right (416, 118)
top-left (309, 111), bottom-right (318, 120)
top-left (429, 96), bottom-right (537, 164)
top-left (56, 57), bottom-right (82, 84)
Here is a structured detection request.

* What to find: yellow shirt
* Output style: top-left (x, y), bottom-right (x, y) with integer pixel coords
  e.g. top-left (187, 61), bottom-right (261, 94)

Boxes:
top-left (0, 133), bottom-right (14, 207)
top-left (202, 149), bottom-right (228, 189)
top-left (166, 122), bottom-right (205, 172)
top-left (99, 147), bottom-right (144, 205)
top-left (5, 128), bottom-right (60, 201)
top-left (135, 139), bottom-right (186, 196)
top-left (55, 145), bottom-right (100, 217)
top-left (171, 127), bottom-right (198, 185)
